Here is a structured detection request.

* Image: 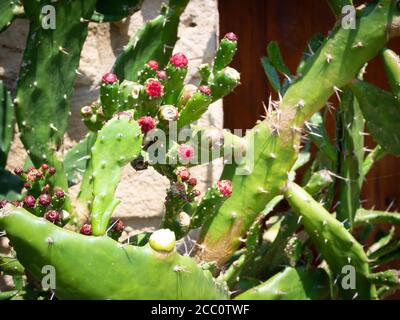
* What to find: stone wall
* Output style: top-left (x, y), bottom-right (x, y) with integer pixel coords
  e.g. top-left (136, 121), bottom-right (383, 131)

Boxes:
top-left (0, 0), bottom-right (223, 234)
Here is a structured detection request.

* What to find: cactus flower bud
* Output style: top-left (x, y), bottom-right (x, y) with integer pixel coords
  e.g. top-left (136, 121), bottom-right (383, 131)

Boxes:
top-left (149, 229), bottom-right (176, 252)
top-left (42, 184), bottom-right (50, 193)
top-left (145, 79), bottom-right (164, 98)
top-left (188, 177), bottom-right (197, 186)
top-left (138, 116), bottom-right (156, 134)
top-left (0, 199), bottom-right (9, 208)
top-left (102, 72), bottom-right (118, 84)
top-left (217, 180), bottom-right (233, 197)
top-left (23, 182), bottom-right (31, 189)
top-left (177, 144), bottom-right (195, 161)
top-left (159, 105), bottom-right (179, 122)
top-left (45, 210), bottom-right (61, 223)
top-left (170, 53), bottom-right (188, 68)
top-left (176, 167), bottom-right (190, 181)
top-left (198, 85), bottom-right (212, 96)
top-left (147, 60), bottom-right (159, 70)
top-left (13, 167), bottom-right (24, 176)
top-left (23, 195), bottom-right (36, 208)
top-left (156, 70), bottom-right (167, 80)
top-left (54, 188), bottom-right (65, 199)
top-left (12, 201), bottom-right (23, 208)
top-left (38, 194), bottom-right (51, 206)
top-left (224, 32), bottom-right (238, 42)
top-left (112, 219), bottom-right (125, 233)
top-left (80, 224), bottom-right (92, 235)
top-left (192, 189), bottom-right (201, 197)
top-left (48, 167), bottom-right (57, 175)
top-left (35, 171), bottom-right (43, 179)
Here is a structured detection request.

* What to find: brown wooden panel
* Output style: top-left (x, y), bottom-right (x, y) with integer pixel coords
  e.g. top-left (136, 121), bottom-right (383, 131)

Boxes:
top-left (219, 0), bottom-right (400, 211)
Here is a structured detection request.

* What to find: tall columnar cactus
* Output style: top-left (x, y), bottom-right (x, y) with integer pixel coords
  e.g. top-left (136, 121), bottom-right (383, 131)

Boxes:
top-left (1, 0), bottom-right (400, 301)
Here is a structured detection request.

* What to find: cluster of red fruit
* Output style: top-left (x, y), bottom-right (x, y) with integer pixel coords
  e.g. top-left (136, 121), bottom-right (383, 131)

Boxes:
top-left (165, 166), bottom-right (201, 203)
top-left (0, 165), bottom-right (66, 224)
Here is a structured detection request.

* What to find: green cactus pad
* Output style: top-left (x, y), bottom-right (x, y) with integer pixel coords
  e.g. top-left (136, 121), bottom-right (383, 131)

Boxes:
top-left (64, 133), bottom-right (97, 186)
top-left (0, 206), bottom-right (229, 300)
top-left (355, 208), bottom-right (400, 226)
top-left (90, 112), bottom-right (143, 236)
top-left (209, 67), bottom-right (240, 102)
top-left (92, 0), bottom-right (143, 22)
top-left (336, 89), bottom-right (365, 226)
top-left (235, 267), bottom-right (331, 300)
top-left (0, 81), bottom-right (14, 168)
top-left (213, 37), bottom-right (238, 73)
top-left (350, 80), bottom-right (400, 156)
top-left (178, 90), bottom-right (212, 128)
top-left (15, 0), bottom-right (97, 194)
top-left (284, 182), bottom-right (376, 299)
top-left (382, 48), bottom-right (400, 100)
top-left (0, 0), bottom-right (22, 33)
top-left (0, 254), bottom-right (25, 276)
top-left (196, 120), bottom-right (300, 267)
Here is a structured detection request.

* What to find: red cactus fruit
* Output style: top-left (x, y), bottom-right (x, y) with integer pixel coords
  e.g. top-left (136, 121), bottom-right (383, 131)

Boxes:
top-left (102, 72), bottom-right (118, 84)
top-left (145, 79), bottom-right (164, 98)
top-left (23, 195), bottom-right (36, 208)
top-left (217, 180), bottom-right (233, 197)
top-left (176, 167), bottom-right (190, 181)
top-left (48, 167), bottom-right (57, 175)
top-left (177, 144), bottom-right (195, 161)
top-left (0, 199), bottom-right (9, 208)
top-left (80, 224), bottom-right (92, 235)
top-left (38, 194), bottom-right (51, 206)
top-left (45, 210), bottom-right (61, 223)
top-left (147, 60), bottom-right (159, 71)
top-left (224, 32), bottom-right (238, 42)
top-left (138, 116), bottom-right (156, 134)
top-left (35, 171), bottom-right (43, 179)
top-left (156, 70), bottom-right (167, 80)
top-left (188, 177), bottom-right (197, 186)
top-left (12, 201), bottom-right (23, 208)
top-left (198, 85), bottom-right (212, 96)
top-left (112, 219), bottom-right (125, 233)
top-left (170, 53), bottom-right (188, 68)
top-left (41, 164), bottom-right (49, 171)
top-left (13, 167), bottom-right (24, 176)
top-left (54, 188), bottom-right (65, 199)
top-left (23, 182), bottom-right (31, 189)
